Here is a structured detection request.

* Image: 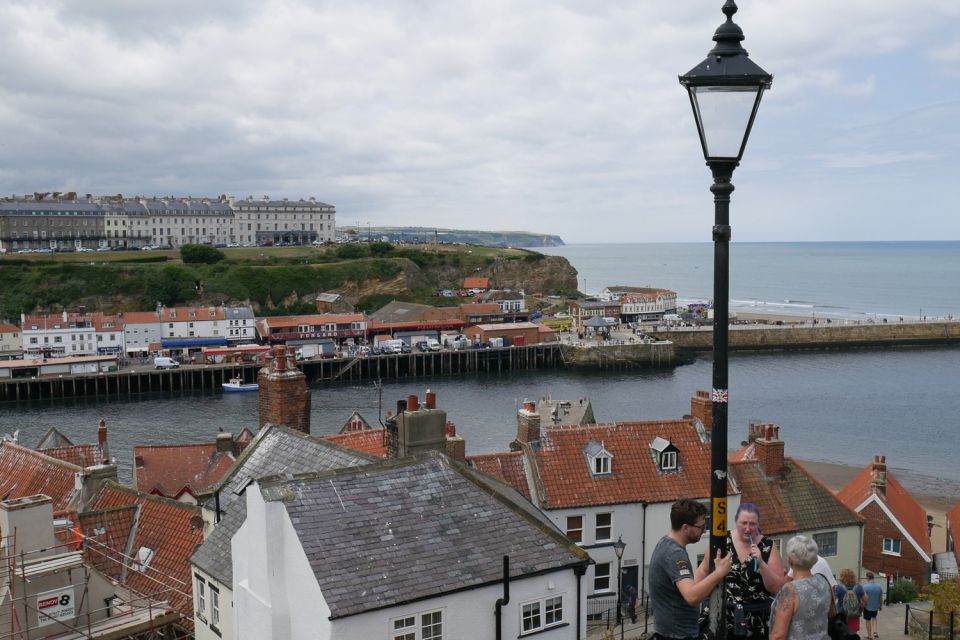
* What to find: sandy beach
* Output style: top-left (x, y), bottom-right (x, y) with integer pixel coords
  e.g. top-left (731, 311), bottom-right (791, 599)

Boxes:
top-left (797, 458), bottom-right (959, 553)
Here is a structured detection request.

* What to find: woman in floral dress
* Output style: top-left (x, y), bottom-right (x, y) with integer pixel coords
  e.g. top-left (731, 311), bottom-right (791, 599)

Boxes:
top-left (707, 502), bottom-right (787, 639)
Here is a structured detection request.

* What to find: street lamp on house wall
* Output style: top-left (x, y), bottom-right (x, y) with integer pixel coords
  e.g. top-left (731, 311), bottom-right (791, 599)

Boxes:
top-left (613, 535), bottom-right (626, 630)
top-left (679, 0), bottom-right (771, 580)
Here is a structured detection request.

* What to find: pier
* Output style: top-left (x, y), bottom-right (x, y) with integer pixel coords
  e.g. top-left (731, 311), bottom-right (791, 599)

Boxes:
top-left (0, 344), bottom-right (564, 402)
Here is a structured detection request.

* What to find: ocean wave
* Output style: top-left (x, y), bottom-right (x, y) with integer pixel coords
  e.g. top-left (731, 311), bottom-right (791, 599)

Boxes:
top-left (731, 298), bottom-right (815, 310)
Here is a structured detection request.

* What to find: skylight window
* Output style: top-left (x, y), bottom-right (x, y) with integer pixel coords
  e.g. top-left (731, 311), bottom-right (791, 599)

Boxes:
top-left (132, 546), bottom-right (155, 572)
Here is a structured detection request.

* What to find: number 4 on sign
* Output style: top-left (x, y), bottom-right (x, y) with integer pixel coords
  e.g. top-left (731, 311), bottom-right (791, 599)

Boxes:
top-left (712, 498), bottom-right (727, 537)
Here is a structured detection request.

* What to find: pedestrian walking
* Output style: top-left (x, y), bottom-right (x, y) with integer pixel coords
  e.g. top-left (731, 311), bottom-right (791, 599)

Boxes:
top-left (862, 572), bottom-right (883, 639)
top-left (648, 498), bottom-right (732, 640)
top-left (836, 568), bottom-right (865, 637)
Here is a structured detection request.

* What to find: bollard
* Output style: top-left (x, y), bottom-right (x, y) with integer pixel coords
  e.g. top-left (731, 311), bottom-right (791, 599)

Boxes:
top-left (906, 605), bottom-right (910, 636)
top-left (950, 610), bottom-right (954, 640)
top-left (930, 609), bottom-right (935, 640)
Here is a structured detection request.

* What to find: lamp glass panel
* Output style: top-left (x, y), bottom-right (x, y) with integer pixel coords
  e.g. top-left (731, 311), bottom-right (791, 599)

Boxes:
top-left (691, 85), bottom-right (760, 160)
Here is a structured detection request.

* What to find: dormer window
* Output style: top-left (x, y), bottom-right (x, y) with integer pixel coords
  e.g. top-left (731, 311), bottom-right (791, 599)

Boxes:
top-left (584, 440), bottom-right (613, 476)
top-left (650, 437), bottom-right (680, 472)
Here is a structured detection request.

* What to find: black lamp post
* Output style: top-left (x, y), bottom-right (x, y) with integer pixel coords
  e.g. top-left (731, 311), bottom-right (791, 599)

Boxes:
top-left (613, 535), bottom-right (626, 630)
top-left (679, 0), bottom-right (771, 568)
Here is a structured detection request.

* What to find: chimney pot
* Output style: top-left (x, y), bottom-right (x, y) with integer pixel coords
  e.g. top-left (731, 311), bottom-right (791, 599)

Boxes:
top-left (425, 389), bottom-right (436, 409)
top-left (407, 394), bottom-right (419, 412)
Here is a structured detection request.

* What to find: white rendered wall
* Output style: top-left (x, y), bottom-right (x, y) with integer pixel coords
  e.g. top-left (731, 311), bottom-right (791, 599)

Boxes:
top-left (333, 569), bottom-right (585, 640)
top-left (192, 566), bottom-right (236, 640)
top-left (233, 486), bottom-right (331, 640)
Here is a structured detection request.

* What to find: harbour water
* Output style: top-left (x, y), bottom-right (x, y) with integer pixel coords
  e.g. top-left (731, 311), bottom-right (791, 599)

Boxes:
top-left (3, 348), bottom-right (958, 486)
top-left (537, 241), bottom-right (960, 321)
top-left (2, 242), bottom-right (958, 488)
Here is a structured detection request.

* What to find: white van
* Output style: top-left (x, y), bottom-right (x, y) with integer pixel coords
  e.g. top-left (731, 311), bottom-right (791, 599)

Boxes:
top-left (154, 356), bottom-right (180, 369)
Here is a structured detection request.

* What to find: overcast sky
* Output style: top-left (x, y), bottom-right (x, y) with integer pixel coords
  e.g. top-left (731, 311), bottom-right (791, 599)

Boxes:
top-left (1, 1), bottom-right (958, 243)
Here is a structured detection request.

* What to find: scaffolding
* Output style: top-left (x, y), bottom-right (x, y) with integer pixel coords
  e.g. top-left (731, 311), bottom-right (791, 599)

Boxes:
top-left (1, 520), bottom-right (188, 640)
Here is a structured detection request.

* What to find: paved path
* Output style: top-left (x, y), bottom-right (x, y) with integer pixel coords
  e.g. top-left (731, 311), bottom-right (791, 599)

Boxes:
top-left (586, 603), bottom-right (913, 640)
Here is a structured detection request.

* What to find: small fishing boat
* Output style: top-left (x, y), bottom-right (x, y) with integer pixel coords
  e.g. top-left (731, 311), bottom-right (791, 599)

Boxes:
top-left (222, 377), bottom-right (258, 392)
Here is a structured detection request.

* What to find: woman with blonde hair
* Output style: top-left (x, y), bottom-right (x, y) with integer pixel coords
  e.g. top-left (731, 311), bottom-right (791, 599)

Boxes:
top-left (770, 535), bottom-right (836, 640)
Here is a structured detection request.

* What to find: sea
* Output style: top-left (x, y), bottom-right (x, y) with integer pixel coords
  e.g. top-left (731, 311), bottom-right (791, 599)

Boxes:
top-left (2, 241), bottom-right (959, 488)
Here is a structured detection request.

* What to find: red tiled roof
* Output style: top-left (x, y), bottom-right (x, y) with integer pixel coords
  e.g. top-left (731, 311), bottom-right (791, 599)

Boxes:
top-left (419, 306), bottom-right (465, 322)
top-left (160, 306), bottom-right (225, 322)
top-left (837, 460), bottom-right (931, 555)
top-left (135, 443), bottom-right (237, 499)
top-left (122, 311), bottom-right (161, 325)
top-left (261, 313), bottom-right (365, 329)
top-left (728, 457), bottom-right (863, 536)
top-left (324, 429), bottom-right (389, 458)
top-left (0, 323), bottom-right (19, 333)
top-left (533, 420), bottom-right (732, 509)
top-left (0, 441), bottom-right (81, 511)
top-left (467, 452), bottom-right (531, 500)
top-left (463, 277), bottom-right (490, 289)
top-left (81, 482), bottom-right (203, 628)
top-left (461, 303), bottom-right (502, 315)
top-left (40, 443), bottom-right (103, 468)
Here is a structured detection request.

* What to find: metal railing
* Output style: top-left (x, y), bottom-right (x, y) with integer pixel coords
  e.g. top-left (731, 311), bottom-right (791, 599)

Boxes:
top-left (905, 605), bottom-right (957, 640)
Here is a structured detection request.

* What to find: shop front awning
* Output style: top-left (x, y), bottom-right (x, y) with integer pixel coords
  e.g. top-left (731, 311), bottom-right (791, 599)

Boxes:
top-left (161, 338), bottom-right (230, 348)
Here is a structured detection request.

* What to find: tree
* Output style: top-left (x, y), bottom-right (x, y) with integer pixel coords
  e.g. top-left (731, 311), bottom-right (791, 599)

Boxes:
top-left (180, 244), bottom-right (225, 264)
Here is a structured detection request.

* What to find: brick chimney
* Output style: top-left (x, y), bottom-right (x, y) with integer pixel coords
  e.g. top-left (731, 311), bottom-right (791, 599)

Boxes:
top-left (384, 392), bottom-right (448, 458)
top-left (98, 418), bottom-right (110, 464)
top-left (258, 345), bottom-right (311, 434)
top-left (513, 400), bottom-right (541, 449)
top-left (870, 455), bottom-right (888, 498)
top-left (444, 421), bottom-right (466, 462)
top-left (753, 424), bottom-right (785, 478)
top-left (691, 390), bottom-right (713, 432)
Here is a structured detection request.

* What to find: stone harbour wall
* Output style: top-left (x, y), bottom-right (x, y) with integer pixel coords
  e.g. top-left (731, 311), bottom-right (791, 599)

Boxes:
top-left (648, 321), bottom-right (960, 352)
top-left (560, 341), bottom-right (675, 369)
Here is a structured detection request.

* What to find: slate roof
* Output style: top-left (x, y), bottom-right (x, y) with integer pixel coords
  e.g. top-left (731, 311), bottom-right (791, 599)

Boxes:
top-left (728, 457), bottom-right (863, 536)
top-left (134, 442), bottom-right (239, 499)
top-left (0, 441), bottom-right (82, 510)
top-left (190, 425), bottom-right (375, 585)
top-left (80, 482), bottom-right (203, 628)
top-left (258, 452), bottom-right (590, 619)
top-left (837, 460), bottom-right (931, 556)
top-left (466, 451), bottom-right (532, 500)
top-left (530, 420), bottom-right (733, 509)
top-left (35, 426), bottom-right (75, 448)
top-left (537, 398), bottom-right (594, 425)
top-left (367, 301), bottom-right (432, 323)
top-left (323, 428), bottom-right (388, 457)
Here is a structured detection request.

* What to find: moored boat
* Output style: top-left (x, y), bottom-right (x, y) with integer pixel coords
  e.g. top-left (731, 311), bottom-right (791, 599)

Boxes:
top-left (222, 377), bottom-right (258, 392)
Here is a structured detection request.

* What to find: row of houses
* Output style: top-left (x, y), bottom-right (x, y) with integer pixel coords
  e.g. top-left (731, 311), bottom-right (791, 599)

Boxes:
top-left (1, 295), bottom-right (556, 364)
top-left (1, 349), bottom-right (946, 639)
top-left (0, 194), bottom-right (336, 252)
top-left (569, 286), bottom-right (679, 326)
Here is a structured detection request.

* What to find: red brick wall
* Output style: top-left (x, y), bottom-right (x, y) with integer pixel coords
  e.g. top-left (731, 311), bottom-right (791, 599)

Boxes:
top-left (691, 390), bottom-right (713, 432)
top-left (860, 501), bottom-right (928, 585)
top-left (258, 349), bottom-right (311, 434)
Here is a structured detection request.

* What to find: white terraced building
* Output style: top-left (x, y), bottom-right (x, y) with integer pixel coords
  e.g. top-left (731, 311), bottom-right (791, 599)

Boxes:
top-left (0, 194), bottom-right (336, 252)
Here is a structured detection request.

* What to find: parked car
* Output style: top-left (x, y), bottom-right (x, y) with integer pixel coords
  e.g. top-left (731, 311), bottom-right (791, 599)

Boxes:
top-left (154, 356), bottom-right (180, 369)
top-left (416, 341), bottom-right (430, 352)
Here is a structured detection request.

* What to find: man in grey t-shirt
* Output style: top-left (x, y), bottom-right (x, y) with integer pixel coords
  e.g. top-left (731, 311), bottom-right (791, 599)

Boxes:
top-left (649, 499), bottom-right (732, 640)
